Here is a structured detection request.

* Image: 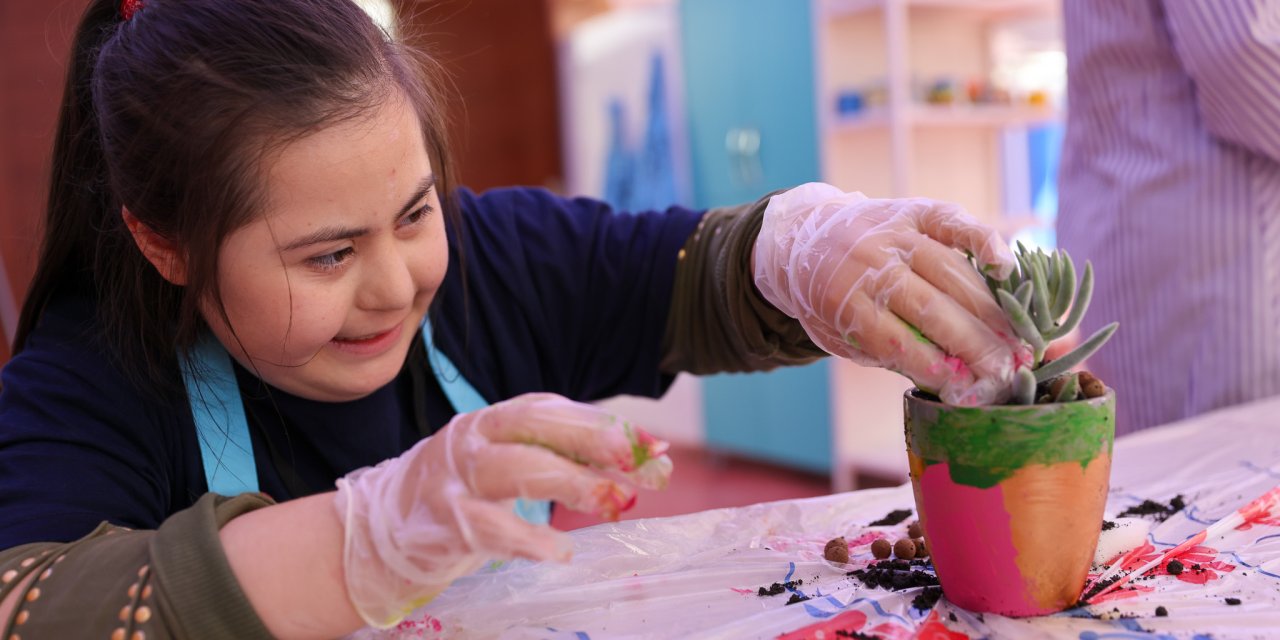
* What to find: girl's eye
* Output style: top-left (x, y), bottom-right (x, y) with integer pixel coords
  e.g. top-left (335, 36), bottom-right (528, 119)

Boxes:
top-left (307, 247), bottom-right (355, 271)
top-left (399, 203), bottom-right (433, 229)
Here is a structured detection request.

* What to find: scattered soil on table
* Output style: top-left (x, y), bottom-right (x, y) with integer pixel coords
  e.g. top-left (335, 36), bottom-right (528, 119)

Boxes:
top-left (1155, 606), bottom-right (1168, 617)
top-left (1116, 495), bottom-right (1186, 522)
top-left (1097, 607), bottom-right (1141, 621)
top-left (868, 509), bottom-right (913, 526)
top-left (1101, 520), bottom-right (1117, 531)
top-left (1225, 597), bottom-right (1241, 605)
top-left (834, 632), bottom-right (878, 639)
top-left (1166, 559), bottom-right (1184, 575)
top-left (786, 593), bottom-right (811, 605)
top-left (757, 578), bottom-right (804, 597)
top-left (848, 559), bottom-right (940, 592)
top-left (911, 585), bottom-right (944, 611)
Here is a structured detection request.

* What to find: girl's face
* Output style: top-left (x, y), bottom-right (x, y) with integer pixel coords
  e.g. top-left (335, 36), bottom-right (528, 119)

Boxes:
top-left (205, 94), bottom-right (447, 402)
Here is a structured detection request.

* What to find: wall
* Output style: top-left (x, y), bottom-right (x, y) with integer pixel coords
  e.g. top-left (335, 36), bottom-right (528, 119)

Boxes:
top-left (397, 0), bottom-right (564, 192)
top-left (0, 2), bottom-right (87, 362)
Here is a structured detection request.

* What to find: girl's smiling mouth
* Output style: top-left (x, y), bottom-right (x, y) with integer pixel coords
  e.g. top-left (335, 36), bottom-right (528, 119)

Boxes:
top-left (330, 322), bottom-right (404, 356)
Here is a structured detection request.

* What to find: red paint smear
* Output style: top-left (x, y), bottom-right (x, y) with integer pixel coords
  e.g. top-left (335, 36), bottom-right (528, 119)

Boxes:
top-left (942, 356), bottom-right (970, 378)
top-left (912, 610), bottom-right (969, 640)
top-left (1085, 583), bottom-right (1151, 605)
top-left (1238, 487), bottom-right (1280, 524)
top-left (775, 609), bottom-right (867, 640)
top-left (730, 587), bottom-right (755, 595)
top-left (846, 531), bottom-right (888, 547)
top-left (866, 621), bottom-right (913, 640)
top-left (1137, 544), bottom-right (1236, 586)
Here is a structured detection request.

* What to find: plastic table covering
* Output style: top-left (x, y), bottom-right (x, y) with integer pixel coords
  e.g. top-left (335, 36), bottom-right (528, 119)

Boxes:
top-left (358, 396), bottom-right (1280, 639)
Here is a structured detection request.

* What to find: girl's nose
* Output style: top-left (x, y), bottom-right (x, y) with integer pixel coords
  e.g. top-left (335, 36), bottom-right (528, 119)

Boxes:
top-left (357, 243), bottom-right (416, 311)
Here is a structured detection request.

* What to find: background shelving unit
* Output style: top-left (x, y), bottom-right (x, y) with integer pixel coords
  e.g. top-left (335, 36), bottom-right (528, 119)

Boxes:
top-left (816, 0), bottom-right (1064, 491)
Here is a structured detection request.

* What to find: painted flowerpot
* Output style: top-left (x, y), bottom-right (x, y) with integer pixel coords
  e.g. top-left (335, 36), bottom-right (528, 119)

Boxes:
top-left (903, 388), bottom-right (1116, 616)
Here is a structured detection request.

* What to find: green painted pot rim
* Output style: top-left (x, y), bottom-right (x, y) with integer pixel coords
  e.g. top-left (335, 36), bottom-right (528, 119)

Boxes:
top-left (904, 387), bottom-right (1117, 489)
top-left (904, 387), bottom-right (1116, 411)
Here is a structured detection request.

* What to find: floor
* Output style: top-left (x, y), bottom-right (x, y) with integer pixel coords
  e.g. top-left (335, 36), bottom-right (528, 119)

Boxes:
top-left (550, 444), bottom-right (899, 531)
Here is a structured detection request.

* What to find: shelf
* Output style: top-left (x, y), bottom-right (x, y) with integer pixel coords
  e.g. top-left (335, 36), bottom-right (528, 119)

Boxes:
top-left (823, 0), bottom-right (1056, 20)
top-left (911, 103), bottom-right (1060, 127)
top-left (833, 103), bottom-right (1059, 131)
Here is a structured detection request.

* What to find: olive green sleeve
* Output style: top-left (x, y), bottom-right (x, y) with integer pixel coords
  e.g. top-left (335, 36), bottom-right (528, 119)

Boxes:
top-left (661, 191), bottom-right (827, 375)
top-left (0, 492), bottom-right (276, 639)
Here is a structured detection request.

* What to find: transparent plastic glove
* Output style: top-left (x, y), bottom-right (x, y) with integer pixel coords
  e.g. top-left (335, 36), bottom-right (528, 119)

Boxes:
top-left (334, 392), bottom-right (672, 628)
top-left (754, 182), bottom-right (1028, 406)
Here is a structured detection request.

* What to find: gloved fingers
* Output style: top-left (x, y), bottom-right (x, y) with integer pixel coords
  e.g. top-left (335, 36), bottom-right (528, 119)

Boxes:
top-left (903, 200), bottom-right (1016, 281)
top-left (467, 443), bottom-right (641, 520)
top-left (456, 497), bottom-right (574, 563)
top-left (890, 234), bottom-right (1016, 338)
top-left (875, 262), bottom-right (1014, 384)
top-left (480, 393), bottom-right (670, 478)
top-left (832, 292), bottom-right (974, 396)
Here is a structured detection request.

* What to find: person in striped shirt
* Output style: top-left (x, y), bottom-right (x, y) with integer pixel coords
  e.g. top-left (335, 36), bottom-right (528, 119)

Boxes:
top-left (1058, 0), bottom-right (1280, 435)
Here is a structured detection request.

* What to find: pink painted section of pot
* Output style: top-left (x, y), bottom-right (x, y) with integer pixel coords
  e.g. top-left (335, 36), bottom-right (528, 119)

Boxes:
top-left (917, 462), bottom-right (1055, 616)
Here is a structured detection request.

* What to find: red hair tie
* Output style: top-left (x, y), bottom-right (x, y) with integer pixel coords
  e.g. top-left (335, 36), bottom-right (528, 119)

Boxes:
top-left (120, 0), bottom-right (144, 21)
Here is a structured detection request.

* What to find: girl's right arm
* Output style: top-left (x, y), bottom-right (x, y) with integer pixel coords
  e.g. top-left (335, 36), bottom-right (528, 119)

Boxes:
top-left (0, 493), bottom-right (278, 639)
top-left (1, 393), bottom-right (672, 638)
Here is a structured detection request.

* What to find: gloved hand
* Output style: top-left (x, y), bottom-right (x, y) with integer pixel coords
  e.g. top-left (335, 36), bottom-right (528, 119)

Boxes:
top-left (754, 182), bottom-right (1028, 406)
top-left (334, 392), bottom-right (672, 628)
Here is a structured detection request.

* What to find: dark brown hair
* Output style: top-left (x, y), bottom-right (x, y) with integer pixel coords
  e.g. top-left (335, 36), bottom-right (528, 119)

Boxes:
top-left (14, 0), bottom-right (459, 395)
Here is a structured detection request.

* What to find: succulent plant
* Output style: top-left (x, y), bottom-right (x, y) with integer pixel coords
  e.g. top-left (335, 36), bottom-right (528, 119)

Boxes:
top-left (983, 243), bottom-right (1118, 405)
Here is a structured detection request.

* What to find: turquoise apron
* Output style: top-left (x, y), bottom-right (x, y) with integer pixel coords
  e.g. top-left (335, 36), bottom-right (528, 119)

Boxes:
top-left (178, 320), bottom-right (551, 525)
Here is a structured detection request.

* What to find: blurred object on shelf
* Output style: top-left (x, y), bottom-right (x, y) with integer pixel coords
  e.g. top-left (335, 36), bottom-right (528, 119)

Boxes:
top-left (923, 77), bottom-right (957, 104)
top-left (836, 90), bottom-right (865, 116)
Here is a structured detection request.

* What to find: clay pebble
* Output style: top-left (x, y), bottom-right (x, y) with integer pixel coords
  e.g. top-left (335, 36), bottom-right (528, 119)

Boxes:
top-left (824, 536), bottom-right (850, 564)
top-left (870, 538), bottom-right (892, 559)
top-left (1078, 371), bottom-right (1106, 398)
top-left (906, 521), bottom-right (922, 539)
top-left (893, 538), bottom-right (916, 560)
top-left (913, 538), bottom-right (929, 558)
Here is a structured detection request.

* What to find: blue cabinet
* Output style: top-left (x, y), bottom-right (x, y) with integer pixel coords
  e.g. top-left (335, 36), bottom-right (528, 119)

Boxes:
top-left (680, 0), bottom-right (831, 473)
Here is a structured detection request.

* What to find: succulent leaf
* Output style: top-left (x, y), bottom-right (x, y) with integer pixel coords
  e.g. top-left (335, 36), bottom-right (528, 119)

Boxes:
top-left (1033, 322), bottom-right (1119, 383)
top-left (1053, 372), bottom-right (1080, 402)
top-left (1047, 260), bottom-right (1094, 341)
top-left (1013, 367), bottom-right (1037, 405)
top-left (1051, 251), bottom-right (1076, 320)
top-left (1029, 258), bottom-right (1054, 333)
top-left (997, 289), bottom-right (1046, 352)
top-left (1014, 280), bottom-right (1033, 310)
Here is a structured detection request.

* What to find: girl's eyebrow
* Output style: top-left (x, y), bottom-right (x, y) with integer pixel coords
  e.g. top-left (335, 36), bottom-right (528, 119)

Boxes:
top-left (280, 174), bottom-right (436, 251)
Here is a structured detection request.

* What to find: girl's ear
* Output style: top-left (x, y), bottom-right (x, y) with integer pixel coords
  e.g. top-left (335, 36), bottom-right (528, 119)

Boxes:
top-left (122, 207), bottom-right (188, 285)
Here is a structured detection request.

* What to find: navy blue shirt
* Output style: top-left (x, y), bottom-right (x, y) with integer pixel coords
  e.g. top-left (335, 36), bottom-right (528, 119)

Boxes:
top-left (0, 187), bottom-right (703, 548)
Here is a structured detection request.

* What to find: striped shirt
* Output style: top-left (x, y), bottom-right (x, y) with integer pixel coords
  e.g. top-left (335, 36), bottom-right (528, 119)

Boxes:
top-left (1058, 0), bottom-right (1280, 435)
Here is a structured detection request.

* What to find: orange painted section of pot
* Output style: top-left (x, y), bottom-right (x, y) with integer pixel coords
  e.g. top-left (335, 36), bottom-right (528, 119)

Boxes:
top-left (1001, 448), bottom-right (1112, 610)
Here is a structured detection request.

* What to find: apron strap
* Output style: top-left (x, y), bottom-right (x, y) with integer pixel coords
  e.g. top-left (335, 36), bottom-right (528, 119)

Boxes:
top-left (181, 331), bottom-right (260, 496)
top-left (422, 319), bottom-right (551, 525)
top-left (184, 321), bottom-right (552, 525)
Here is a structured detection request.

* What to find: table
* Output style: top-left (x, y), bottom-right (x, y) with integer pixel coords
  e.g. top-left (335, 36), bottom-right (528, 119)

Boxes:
top-left (364, 396), bottom-right (1280, 639)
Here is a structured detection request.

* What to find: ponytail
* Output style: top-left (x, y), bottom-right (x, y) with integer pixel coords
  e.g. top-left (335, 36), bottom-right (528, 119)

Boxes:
top-left (15, 0), bottom-right (123, 352)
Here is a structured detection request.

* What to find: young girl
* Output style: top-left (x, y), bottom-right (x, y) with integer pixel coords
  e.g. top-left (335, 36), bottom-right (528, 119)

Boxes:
top-left (0, 0), bottom-right (1023, 636)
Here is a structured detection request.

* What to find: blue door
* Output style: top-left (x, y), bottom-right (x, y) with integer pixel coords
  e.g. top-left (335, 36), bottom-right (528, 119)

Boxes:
top-left (681, 0), bottom-right (830, 473)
